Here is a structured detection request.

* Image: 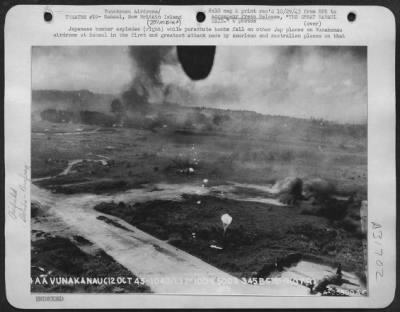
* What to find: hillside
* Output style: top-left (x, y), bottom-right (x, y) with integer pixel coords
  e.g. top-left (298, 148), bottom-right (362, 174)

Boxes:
top-left (32, 89), bottom-right (115, 113)
top-left (32, 89), bottom-right (367, 151)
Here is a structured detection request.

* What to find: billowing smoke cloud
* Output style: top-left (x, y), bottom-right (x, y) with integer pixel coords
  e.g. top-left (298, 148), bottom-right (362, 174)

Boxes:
top-left (32, 46), bottom-right (367, 123)
top-left (160, 46), bottom-right (367, 123)
top-left (122, 46), bottom-right (177, 113)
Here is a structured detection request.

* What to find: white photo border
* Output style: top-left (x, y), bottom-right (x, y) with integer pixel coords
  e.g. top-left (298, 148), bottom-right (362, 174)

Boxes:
top-left (4, 5), bottom-right (396, 309)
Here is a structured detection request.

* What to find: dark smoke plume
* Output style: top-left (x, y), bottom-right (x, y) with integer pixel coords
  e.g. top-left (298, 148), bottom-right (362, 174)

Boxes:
top-left (122, 46), bottom-right (176, 113)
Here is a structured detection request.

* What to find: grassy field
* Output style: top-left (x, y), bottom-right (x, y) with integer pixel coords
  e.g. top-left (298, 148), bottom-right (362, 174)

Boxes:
top-left (94, 195), bottom-right (365, 280)
top-left (31, 111), bottom-right (367, 291)
top-left (32, 119), bottom-right (366, 197)
top-left (31, 234), bottom-right (151, 293)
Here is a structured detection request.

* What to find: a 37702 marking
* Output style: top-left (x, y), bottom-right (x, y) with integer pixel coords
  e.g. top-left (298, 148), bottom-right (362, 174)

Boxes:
top-left (372, 222), bottom-right (383, 280)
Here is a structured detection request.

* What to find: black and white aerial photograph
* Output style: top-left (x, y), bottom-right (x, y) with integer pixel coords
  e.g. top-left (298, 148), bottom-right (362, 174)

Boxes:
top-left (31, 45), bottom-right (368, 296)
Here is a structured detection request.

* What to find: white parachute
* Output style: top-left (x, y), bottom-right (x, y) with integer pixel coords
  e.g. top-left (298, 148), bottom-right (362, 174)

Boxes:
top-left (221, 213), bottom-right (232, 233)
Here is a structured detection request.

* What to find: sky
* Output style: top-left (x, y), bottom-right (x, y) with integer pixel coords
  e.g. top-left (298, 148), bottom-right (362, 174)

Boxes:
top-left (32, 46), bottom-right (367, 123)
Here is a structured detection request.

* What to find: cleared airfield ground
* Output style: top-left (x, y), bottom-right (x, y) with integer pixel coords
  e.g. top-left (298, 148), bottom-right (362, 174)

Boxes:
top-left (31, 119), bottom-right (367, 294)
